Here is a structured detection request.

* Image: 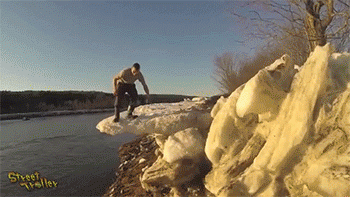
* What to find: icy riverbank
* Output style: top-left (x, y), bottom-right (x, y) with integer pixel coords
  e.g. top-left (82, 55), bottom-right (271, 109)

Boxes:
top-left (96, 97), bottom-right (215, 136)
top-left (98, 44), bottom-right (350, 197)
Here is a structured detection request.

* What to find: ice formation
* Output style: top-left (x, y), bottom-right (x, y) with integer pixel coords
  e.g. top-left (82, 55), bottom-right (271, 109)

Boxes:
top-left (204, 44), bottom-right (350, 196)
top-left (162, 127), bottom-right (206, 164)
top-left (210, 96), bottom-right (227, 118)
top-left (96, 97), bottom-right (212, 136)
top-left (235, 54), bottom-right (297, 121)
top-left (241, 44), bottom-right (331, 194)
top-left (204, 84), bottom-right (259, 165)
top-left (141, 127), bottom-right (207, 195)
top-left (99, 45), bottom-right (350, 197)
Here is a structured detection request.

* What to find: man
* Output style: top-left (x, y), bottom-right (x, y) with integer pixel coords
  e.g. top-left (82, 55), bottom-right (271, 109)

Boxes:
top-left (113, 63), bottom-right (150, 122)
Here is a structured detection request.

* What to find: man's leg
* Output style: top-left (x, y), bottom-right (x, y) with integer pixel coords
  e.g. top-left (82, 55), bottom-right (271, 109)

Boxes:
top-left (126, 84), bottom-right (138, 118)
top-left (113, 84), bottom-right (125, 122)
top-left (113, 97), bottom-right (120, 122)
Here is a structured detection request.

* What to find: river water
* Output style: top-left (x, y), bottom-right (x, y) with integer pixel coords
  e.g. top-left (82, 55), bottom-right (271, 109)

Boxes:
top-left (0, 112), bottom-right (135, 196)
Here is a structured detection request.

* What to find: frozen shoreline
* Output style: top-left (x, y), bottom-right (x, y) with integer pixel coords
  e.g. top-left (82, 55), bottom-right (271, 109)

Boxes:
top-left (101, 48), bottom-right (350, 196)
top-left (0, 108), bottom-right (116, 121)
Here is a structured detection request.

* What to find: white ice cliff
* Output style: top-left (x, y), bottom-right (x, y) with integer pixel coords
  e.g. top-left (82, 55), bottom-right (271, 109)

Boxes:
top-left (205, 44), bottom-right (350, 196)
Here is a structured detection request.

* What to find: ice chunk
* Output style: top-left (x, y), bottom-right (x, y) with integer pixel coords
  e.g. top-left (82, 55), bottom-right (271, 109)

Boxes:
top-left (210, 96), bottom-right (227, 118)
top-left (163, 128), bottom-right (205, 163)
top-left (192, 97), bottom-right (207, 102)
top-left (205, 84), bottom-right (258, 165)
top-left (236, 54), bottom-right (295, 120)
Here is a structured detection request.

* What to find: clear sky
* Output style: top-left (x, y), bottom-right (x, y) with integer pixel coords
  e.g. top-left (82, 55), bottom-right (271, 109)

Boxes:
top-left (1, 0), bottom-right (255, 96)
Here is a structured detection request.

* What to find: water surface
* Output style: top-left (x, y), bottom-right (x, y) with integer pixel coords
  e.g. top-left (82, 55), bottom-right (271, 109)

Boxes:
top-left (0, 113), bottom-right (135, 196)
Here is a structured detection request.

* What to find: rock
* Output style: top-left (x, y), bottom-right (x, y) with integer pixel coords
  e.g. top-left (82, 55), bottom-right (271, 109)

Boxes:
top-left (22, 117), bottom-right (30, 121)
top-left (139, 158), bottom-right (146, 164)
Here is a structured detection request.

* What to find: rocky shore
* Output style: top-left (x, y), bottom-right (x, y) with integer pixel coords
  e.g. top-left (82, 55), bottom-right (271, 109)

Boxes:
top-left (104, 134), bottom-right (159, 197)
top-left (104, 134), bottom-right (214, 197)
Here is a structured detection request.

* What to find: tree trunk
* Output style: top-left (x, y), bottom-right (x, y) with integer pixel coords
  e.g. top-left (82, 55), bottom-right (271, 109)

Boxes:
top-left (304, 0), bottom-right (334, 51)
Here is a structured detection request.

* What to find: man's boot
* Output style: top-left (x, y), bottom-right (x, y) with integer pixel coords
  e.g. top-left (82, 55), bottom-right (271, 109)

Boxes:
top-left (127, 105), bottom-right (138, 119)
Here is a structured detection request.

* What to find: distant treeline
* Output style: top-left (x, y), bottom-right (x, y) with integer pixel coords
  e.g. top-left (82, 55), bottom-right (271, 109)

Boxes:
top-left (0, 91), bottom-right (195, 114)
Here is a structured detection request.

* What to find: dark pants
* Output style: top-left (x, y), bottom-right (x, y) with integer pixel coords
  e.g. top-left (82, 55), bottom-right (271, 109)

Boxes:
top-left (114, 83), bottom-right (138, 120)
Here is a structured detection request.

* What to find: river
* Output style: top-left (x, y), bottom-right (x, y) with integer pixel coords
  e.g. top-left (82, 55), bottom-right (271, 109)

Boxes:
top-left (0, 112), bottom-right (135, 196)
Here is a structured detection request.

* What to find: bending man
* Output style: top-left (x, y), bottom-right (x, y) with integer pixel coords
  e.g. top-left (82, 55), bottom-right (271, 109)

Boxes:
top-left (113, 63), bottom-right (149, 122)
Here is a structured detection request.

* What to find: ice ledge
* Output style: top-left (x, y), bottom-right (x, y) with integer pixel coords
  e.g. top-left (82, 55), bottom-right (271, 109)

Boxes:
top-left (96, 98), bottom-right (213, 136)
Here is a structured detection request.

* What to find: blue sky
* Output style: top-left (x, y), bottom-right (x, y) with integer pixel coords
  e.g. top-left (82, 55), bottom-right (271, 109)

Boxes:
top-left (1, 1), bottom-right (257, 96)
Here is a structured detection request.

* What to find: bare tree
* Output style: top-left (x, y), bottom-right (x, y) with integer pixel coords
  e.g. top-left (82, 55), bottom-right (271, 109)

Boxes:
top-left (212, 53), bottom-right (241, 94)
top-left (213, 0), bottom-right (349, 94)
top-left (303, 0), bottom-right (350, 50)
top-left (228, 0), bottom-right (350, 53)
top-left (212, 29), bottom-right (311, 93)
top-left (212, 47), bottom-right (288, 94)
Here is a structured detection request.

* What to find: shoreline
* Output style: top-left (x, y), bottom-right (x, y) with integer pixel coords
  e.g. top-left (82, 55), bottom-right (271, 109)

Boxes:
top-left (0, 108), bottom-right (117, 121)
top-left (104, 134), bottom-right (161, 197)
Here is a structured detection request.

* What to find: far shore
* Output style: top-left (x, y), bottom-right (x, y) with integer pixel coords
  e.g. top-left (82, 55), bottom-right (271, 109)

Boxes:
top-left (0, 95), bottom-right (212, 121)
top-left (0, 108), bottom-right (117, 121)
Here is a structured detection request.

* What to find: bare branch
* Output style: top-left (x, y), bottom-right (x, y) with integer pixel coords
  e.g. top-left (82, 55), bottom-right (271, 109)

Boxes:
top-left (226, 0), bottom-right (348, 53)
top-left (321, 0), bottom-right (335, 29)
top-left (337, 0), bottom-right (350, 7)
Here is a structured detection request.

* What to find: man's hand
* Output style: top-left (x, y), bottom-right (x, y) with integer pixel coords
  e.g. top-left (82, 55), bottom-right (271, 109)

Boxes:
top-left (113, 91), bottom-right (117, 97)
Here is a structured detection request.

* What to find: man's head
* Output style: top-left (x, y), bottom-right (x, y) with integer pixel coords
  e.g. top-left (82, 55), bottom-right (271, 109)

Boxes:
top-left (131, 63), bottom-right (140, 76)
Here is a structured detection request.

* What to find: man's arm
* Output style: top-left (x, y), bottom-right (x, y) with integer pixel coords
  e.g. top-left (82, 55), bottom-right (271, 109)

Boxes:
top-left (143, 84), bottom-right (150, 95)
top-left (113, 76), bottom-right (122, 96)
top-left (143, 84), bottom-right (150, 103)
top-left (113, 69), bottom-right (126, 96)
top-left (140, 80), bottom-right (150, 97)
top-left (138, 73), bottom-right (150, 101)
